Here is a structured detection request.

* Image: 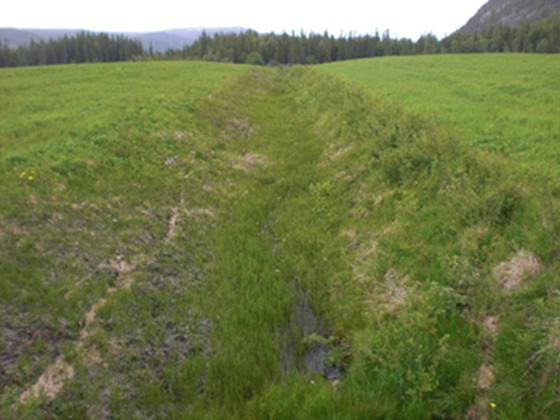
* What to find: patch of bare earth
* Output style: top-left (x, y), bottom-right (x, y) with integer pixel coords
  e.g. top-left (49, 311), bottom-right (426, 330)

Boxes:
top-left (352, 240), bottom-right (377, 285)
top-left (15, 193), bottom-right (191, 408)
top-left (319, 144), bottom-right (354, 167)
top-left (334, 170), bottom-right (355, 181)
top-left (329, 144), bottom-right (353, 161)
top-left (483, 316), bottom-right (499, 339)
top-left (98, 255), bottom-right (139, 291)
top-left (185, 207), bottom-right (216, 219)
top-left (493, 249), bottom-right (540, 292)
top-left (361, 270), bottom-right (410, 320)
top-left (15, 254), bottom-right (138, 408)
top-left (349, 180), bottom-right (382, 219)
top-left (466, 367), bottom-right (495, 419)
top-left (342, 231), bottom-right (409, 317)
top-left (18, 356), bottom-right (74, 404)
top-left (223, 118), bottom-right (254, 141)
top-left (231, 152), bottom-right (269, 172)
top-left (466, 316), bottom-right (499, 420)
top-left (468, 249), bottom-right (539, 418)
top-left (477, 363), bottom-right (494, 391)
top-left (155, 130), bottom-right (188, 141)
top-left (1, 324), bottom-right (72, 387)
top-left (343, 230), bottom-right (376, 284)
top-left (165, 192), bottom-right (185, 243)
top-left (377, 270), bottom-right (409, 314)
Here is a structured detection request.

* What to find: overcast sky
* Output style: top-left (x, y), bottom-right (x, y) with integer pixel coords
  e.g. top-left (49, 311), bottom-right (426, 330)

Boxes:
top-left (3, 0), bottom-right (487, 40)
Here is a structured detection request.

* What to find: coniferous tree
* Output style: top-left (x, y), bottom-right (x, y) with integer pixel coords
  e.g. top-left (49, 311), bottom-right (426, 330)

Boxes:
top-left (0, 31), bottom-right (143, 68)
top-left (2, 15), bottom-right (558, 70)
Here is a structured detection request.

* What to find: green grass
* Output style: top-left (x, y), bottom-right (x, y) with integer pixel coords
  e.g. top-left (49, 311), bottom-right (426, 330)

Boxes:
top-left (320, 54), bottom-right (560, 173)
top-left (2, 56), bottom-right (560, 419)
top-left (0, 61), bottom-right (252, 417)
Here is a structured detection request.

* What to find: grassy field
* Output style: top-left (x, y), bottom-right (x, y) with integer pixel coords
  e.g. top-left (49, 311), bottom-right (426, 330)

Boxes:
top-left (321, 54), bottom-right (560, 173)
top-left (2, 56), bottom-right (560, 419)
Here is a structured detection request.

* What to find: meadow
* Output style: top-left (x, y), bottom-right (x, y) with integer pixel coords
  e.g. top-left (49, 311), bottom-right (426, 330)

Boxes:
top-left (321, 54), bottom-right (560, 174)
top-left (1, 54), bottom-right (560, 419)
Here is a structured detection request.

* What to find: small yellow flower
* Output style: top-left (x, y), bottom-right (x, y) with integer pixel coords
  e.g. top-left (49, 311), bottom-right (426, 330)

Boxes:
top-left (28, 176), bottom-right (33, 181)
top-left (490, 402), bottom-right (497, 409)
top-left (20, 171), bottom-right (26, 178)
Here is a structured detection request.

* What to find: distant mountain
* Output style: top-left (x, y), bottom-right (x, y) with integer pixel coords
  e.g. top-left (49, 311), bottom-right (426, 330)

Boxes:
top-left (0, 28), bottom-right (44, 48)
top-left (126, 31), bottom-right (194, 52)
top-left (125, 27), bottom-right (247, 52)
top-left (460, 0), bottom-right (560, 35)
top-left (0, 27), bottom-right (248, 52)
top-left (166, 28), bottom-right (247, 45)
top-left (21, 29), bottom-right (83, 41)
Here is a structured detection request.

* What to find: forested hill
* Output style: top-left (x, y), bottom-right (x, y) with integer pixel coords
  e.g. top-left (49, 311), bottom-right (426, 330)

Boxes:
top-left (161, 16), bottom-right (559, 66)
top-left (461, 0), bottom-right (560, 35)
top-left (2, 14), bottom-right (559, 69)
top-left (0, 27), bottom-right (247, 52)
top-left (0, 31), bottom-right (144, 67)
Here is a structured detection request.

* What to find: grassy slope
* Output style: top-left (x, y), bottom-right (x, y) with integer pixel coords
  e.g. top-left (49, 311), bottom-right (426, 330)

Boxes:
top-left (317, 54), bottom-right (560, 419)
top-left (320, 54), bottom-right (560, 174)
top-left (0, 61), bottom-right (252, 416)
top-left (2, 56), bottom-right (560, 419)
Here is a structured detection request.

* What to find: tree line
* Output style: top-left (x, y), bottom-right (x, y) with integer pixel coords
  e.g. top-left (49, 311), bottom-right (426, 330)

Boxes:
top-left (0, 31), bottom-right (144, 68)
top-left (1, 14), bottom-right (559, 69)
top-left (441, 13), bottom-right (560, 54)
top-left (161, 14), bottom-right (560, 65)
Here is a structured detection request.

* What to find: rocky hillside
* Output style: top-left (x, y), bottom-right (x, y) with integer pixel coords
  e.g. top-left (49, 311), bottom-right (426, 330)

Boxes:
top-left (461, 0), bottom-right (560, 34)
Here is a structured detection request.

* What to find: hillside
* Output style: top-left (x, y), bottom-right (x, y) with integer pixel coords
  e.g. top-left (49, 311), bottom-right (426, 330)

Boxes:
top-left (320, 54), bottom-right (560, 173)
top-left (2, 57), bottom-right (560, 419)
top-left (461, 0), bottom-right (560, 34)
top-left (0, 28), bottom-right (45, 48)
top-left (0, 27), bottom-right (247, 52)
